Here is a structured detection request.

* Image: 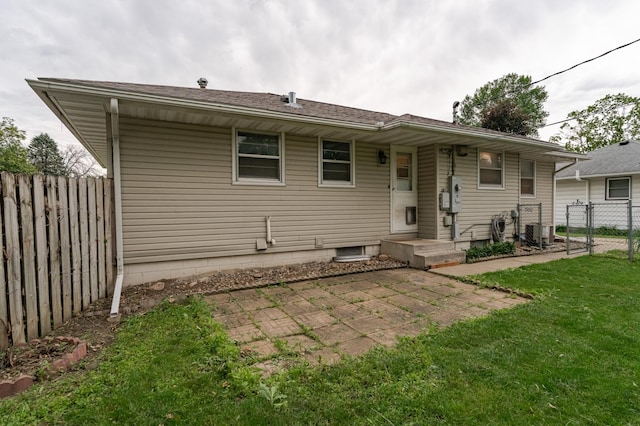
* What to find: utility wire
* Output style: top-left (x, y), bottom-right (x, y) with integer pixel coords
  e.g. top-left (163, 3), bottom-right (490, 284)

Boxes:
top-left (542, 117), bottom-right (573, 128)
top-left (530, 37), bottom-right (640, 87)
top-left (468, 37), bottom-right (640, 129)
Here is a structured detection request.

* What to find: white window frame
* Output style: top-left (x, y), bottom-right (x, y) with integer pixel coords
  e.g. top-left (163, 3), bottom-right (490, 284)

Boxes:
top-left (606, 176), bottom-right (630, 200)
top-left (232, 128), bottom-right (285, 186)
top-left (478, 150), bottom-right (505, 189)
top-left (318, 138), bottom-right (356, 187)
top-left (520, 159), bottom-right (536, 197)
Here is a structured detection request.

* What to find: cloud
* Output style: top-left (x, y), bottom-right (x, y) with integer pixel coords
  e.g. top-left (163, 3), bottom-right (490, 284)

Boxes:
top-left (1, 0), bottom-right (640, 146)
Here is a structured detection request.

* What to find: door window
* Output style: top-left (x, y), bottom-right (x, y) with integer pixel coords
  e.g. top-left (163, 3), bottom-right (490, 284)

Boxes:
top-left (396, 152), bottom-right (412, 191)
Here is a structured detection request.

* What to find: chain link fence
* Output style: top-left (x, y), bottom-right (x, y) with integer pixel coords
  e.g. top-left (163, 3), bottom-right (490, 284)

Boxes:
top-left (565, 202), bottom-right (589, 254)
top-left (517, 203), bottom-right (552, 249)
top-left (563, 201), bottom-right (640, 260)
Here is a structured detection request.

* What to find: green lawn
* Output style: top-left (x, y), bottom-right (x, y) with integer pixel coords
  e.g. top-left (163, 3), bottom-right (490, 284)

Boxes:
top-left (1, 255), bottom-right (639, 425)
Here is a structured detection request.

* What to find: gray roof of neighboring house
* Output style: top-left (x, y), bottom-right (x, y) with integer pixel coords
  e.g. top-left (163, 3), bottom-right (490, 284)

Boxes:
top-left (556, 140), bottom-right (640, 178)
top-left (38, 78), bottom-right (555, 146)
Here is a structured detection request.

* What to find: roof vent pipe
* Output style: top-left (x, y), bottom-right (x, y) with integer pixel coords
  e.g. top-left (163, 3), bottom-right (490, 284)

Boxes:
top-left (288, 91), bottom-right (296, 104)
top-left (197, 77), bottom-right (208, 89)
top-left (452, 101), bottom-right (460, 124)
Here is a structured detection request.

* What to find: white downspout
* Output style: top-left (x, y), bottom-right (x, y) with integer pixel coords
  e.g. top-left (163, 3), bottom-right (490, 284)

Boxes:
top-left (109, 98), bottom-right (125, 317)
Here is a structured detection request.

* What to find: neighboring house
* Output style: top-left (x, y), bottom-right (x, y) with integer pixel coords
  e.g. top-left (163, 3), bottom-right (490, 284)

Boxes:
top-left (28, 78), bottom-right (581, 289)
top-left (555, 140), bottom-right (640, 227)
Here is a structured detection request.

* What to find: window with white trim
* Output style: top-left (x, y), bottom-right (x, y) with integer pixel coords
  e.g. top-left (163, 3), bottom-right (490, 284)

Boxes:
top-left (478, 150), bottom-right (504, 188)
top-left (319, 139), bottom-right (354, 186)
top-left (606, 177), bottom-right (630, 200)
top-left (520, 159), bottom-right (535, 197)
top-left (234, 131), bottom-right (283, 183)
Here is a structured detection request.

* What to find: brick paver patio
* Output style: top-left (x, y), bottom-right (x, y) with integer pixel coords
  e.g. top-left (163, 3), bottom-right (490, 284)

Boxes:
top-left (205, 268), bottom-right (527, 371)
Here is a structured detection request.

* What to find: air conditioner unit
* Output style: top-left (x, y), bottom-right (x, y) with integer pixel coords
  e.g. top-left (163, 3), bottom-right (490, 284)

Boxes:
top-left (525, 224), bottom-right (554, 246)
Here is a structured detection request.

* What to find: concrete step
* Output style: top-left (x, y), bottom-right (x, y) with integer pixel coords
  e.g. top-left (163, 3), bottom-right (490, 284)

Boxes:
top-left (412, 250), bottom-right (466, 270)
top-left (381, 239), bottom-right (454, 259)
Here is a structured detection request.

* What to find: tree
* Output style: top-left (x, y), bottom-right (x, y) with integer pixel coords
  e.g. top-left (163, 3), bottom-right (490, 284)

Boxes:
top-left (28, 133), bottom-right (68, 176)
top-left (0, 117), bottom-right (37, 174)
top-left (479, 98), bottom-right (536, 136)
top-left (62, 144), bottom-right (104, 177)
top-left (550, 94), bottom-right (640, 153)
top-left (458, 73), bottom-right (549, 137)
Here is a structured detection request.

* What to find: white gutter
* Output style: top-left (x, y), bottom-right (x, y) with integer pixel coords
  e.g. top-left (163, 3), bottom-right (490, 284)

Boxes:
top-left (556, 171), bottom-right (636, 180)
top-left (109, 98), bottom-right (125, 317)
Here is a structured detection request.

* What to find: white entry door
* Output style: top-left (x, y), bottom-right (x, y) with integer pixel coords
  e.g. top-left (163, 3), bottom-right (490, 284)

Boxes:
top-left (391, 146), bottom-right (418, 233)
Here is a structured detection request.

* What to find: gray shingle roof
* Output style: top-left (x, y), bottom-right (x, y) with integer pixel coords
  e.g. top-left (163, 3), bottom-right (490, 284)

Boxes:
top-left (556, 140), bottom-right (640, 178)
top-left (39, 78), bottom-right (556, 146)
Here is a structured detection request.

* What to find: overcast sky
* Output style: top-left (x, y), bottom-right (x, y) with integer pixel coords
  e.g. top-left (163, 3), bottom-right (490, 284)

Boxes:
top-left (1, 0), bottom-right (639, 150)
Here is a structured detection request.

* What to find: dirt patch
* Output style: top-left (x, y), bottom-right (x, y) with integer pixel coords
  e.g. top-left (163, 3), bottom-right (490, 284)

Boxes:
top-left (0, 257), bottom-right (407, 383)
top-left (1, 340), bottom-right (76, 381)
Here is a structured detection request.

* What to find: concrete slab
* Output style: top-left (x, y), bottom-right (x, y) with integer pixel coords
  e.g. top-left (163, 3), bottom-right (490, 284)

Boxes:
top-left (243, 340), bottom-right (279, 358)
top-left (256, 317), bottom-right (301, 338)
top-left (252, 307), bottom-right (288, 321)
top-left (337, 336), bottom-right (378, 357)
top-left (227, 324), bottom-right (264, 343)
top-left (342, 314), bottom-right (394, 334)
top-left (214, 312), bottom-right (253, 328)
top-left (294, 310), bottom-right (336, 329)
top-left (280, 334), bottom-right (319, 353)
top-left (208, 252), bottom-right (571, 374)
top-left (314, 323), bottom-right (361, 346)
top-left (304, 347), bottom-right (341, 366)
top-left (237, 297), bottom-right (274, 311)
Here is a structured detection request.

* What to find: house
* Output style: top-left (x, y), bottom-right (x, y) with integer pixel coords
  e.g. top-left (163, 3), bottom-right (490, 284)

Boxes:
top-left (555, 140), bottom-right (640, 227)
top-left (28, 78), bottom-right (581, 297)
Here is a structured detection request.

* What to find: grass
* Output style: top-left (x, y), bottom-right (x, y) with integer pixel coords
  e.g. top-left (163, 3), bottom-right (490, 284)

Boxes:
top-left (1, 255), bottom-right (639, 424)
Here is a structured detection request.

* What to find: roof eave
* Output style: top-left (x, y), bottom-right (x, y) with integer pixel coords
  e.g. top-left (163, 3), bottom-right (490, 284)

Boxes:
top-left (381, 118), bottom-right (573, 153)
top-left (27, 79), bottom-right (108, 167)
top-left (27, 78), bottom-right (379, 132)
top-left (27, 78), bottom-right (584, 159)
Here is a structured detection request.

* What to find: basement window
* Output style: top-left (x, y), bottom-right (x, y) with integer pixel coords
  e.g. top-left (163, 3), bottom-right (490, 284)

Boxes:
top-left (334, 246), bottom-right (370, 262)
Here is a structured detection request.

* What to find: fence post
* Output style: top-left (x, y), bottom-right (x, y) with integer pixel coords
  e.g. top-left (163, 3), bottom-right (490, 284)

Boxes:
top-left (538, 202), bottom-right (543, 249)
top-left (0, 176), bottom-right (8, 351)
top-left (587, 201), bottom-right (594, 256)
top-left (566, 205), bottom-right (570, 255)
top-left (628, 201), bottom-right (634, 262)
top-left (517, 204), bottom-right (521, 245)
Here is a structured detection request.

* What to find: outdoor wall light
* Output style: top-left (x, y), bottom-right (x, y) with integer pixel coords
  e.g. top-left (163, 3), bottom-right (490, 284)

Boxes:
top-left (378, 150), bottom-right (388, 165)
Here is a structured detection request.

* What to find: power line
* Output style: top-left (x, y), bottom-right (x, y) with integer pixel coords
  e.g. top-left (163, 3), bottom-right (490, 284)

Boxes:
top-left (530, 37), bottom-right (640, 87)
top-left (466, 37), bottom-right (640, 129)
top-left (542, 117), bottom-right (573, 128)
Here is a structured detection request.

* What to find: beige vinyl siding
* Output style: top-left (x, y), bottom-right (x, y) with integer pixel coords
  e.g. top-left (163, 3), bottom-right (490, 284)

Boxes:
top-left (119, 117), bottom-right (391, 264)
top-left (418, 145), bottom-right (437, 239)
top-left (589, 177), bottom-right (606, 201)
top-left (588, 176), bottom-right (639, 202)
top-left (555, 179), bottom-right (588, 226)
top-left (519, 160), bottom-right (554, 224)
top-left (437, 148), bottom-right (520, 241)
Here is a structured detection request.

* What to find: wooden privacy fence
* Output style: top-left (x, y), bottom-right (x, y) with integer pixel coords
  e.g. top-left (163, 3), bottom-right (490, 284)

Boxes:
top-left (0, 172), bottom-right (114, 350)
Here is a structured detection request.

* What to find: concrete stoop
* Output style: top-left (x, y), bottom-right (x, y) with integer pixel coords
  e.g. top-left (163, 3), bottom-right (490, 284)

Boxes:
top-left (381, 238), bottom-right (466, 270)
